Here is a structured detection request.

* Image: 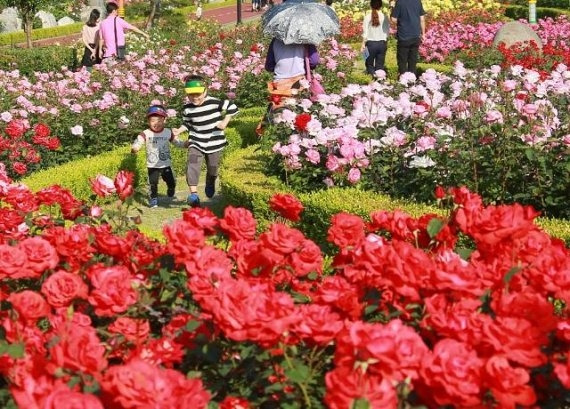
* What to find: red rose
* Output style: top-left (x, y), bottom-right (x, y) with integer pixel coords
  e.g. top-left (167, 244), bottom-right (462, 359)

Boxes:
top-left (483, 355), bottom-right (536, 409)
top-left (108, 317), bottom-right (150, 343)
top-left (114, 170), bottom-right (134, 201)
top-left (163, 220), bottom-right (205, 264)
top-left (260, 223), bottom-right (305, 259)
top-left (41, 270), bottom-right (88, 308)
top-left (220, 396), bottom-right (251, 409)
top-left (12, 161), bottom-right (27, 175)
top-left (33, 123), bottom-right (51, 138)
top-left (327, 212), bottom-right (366, 248)
top-left (49, 323), bottom-right (108, 375)
top-left (294, 113), bottom-right (311, 132)
top-left (87, 265), bottom-right (138, 317)
top-left (434, 185), bottom-right (445, 199)
top-left (8, 290), bottom-right (50, 323)
top-left (46, 137), bottom-right (61, 150)
top-left (89, 174), bottom-right (116, 197)
top-left (19, 236), bottom-right (59, 275)
top-left (182, 207), bottom-right (219, 235)
top-left (5, 120), bottom-right (26, 138)
top-left (0, 244), bottom-right (34, 280)
top-left (292, 304), bottom-right (344, 345)
top-left (417, 338), bottom-right (483, 407)
top-left (269, 193), bottom-right (304, 222)
top-left (289, 238), bottom-right (323, 276)
top-left (43, 385), bottom-right (104, 409)
top-left (324, 366), bottom-right (397, 409)
top-left (219, 206), bottom-right (257, 242)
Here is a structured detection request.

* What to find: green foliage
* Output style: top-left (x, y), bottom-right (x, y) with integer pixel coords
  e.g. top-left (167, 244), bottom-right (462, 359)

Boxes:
top-left (502, 0), bottom-right (570, 9)
top-left (0, 45), bottom-right (78, 75)
top-left (21, 146), bottom-right (144, 199)
top-left (234, 71), bottom-right (273, 108)
top-left (0, 22), bottom-right (82, 46)
top-left (504, 5), bottom-right (570, 20)
top-left (452, 45), bottom-right (504, 70)
top-left (221, 145), bottom-right (570, 246)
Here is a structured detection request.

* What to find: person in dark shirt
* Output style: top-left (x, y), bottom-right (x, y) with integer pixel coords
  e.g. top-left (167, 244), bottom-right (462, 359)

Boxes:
top-left (390, 0), bottom-right (426, 76)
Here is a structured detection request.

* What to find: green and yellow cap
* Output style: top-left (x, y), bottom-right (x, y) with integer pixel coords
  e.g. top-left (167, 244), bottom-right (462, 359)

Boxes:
top-left (185, 79), bottom-right (206, 94)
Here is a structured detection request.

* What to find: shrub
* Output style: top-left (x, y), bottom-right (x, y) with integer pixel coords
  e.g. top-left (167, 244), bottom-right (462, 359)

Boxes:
top-left (221, 145), bottom-right (570, 245)
top-left (0, 46), bottom-right (78, 77)
top-left (0, 23), bottom-right (83, 46)
top-left (504, 5), bottom-right (570, 20)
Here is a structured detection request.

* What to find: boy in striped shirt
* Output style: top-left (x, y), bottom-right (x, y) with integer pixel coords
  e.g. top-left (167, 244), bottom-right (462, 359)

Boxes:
top-left (173, 75), bottom-right (239, 207)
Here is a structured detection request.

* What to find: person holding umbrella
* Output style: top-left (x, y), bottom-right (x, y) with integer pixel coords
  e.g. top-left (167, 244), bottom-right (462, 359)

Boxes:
top-left (264, 38), bottom-right (320, 98)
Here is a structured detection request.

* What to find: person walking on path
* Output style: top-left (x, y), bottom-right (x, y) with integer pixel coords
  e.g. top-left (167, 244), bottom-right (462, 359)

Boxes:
top-left (99, 1), bottom-right (149, 61)
top-left (390, 0), bottom-right (426, 76)
top-left (361, 0), bottom-right (390, 78)
top-left (131, 105), bottom-right (188, 208)
top-left (81, 9), bottom-right (102, 70)
top-left (172, 75), bottom-right (239, 207)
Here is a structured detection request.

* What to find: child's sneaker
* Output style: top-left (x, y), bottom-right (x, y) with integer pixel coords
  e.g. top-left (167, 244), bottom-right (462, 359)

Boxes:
top-left (149, 197), bottom-right (158, 208)
top-left (205, 183), bottom-right (215, 199)
top-left (187, 193), bottom-right (200, 207)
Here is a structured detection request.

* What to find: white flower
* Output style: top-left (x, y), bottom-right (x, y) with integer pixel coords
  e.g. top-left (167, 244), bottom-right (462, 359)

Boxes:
top-left (70, 125), bottom-right (84, 136)
top-left (119, 115), bottom-right (130, 125)
top-left (408, 155), bottom-right (436, 168)
top-left (0, 112), bottom-right (13, 122)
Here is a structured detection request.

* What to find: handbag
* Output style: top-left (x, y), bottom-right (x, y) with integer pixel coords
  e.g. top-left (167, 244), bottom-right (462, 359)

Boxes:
top-left (304, 47), bottom-right (325, 101)
top-left (114, 17), bottom-right (126, 60)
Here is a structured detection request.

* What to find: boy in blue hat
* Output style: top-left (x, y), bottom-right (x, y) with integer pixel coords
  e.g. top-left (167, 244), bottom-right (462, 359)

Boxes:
top-left (132, 104), bottom-right (188, 208)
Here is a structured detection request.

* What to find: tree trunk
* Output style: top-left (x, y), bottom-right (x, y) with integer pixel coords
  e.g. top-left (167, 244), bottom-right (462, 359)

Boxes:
top-left (145, 0), bottom-right (158, 30)
top-left (25, 15), bottom-right (33, 48)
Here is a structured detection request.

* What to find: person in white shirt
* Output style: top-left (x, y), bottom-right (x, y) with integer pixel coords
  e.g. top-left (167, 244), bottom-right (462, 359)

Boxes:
top-left (81, 9), bottom-right (101, 69)
top-left (361, 0), bottom-right (390, 77)
top-left (132, 105), bottom-right (188, 208)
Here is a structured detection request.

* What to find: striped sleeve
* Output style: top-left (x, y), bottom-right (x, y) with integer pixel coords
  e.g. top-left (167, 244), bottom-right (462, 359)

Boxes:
top-left (221, 99), bottom-right (239, 116)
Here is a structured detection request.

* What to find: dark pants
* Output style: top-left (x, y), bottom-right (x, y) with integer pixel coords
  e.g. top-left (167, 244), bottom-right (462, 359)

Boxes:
top-left (148, 166), bottom-right (175, 198)
top-left (365, 40), bottom-right (387, 76)
top-left (186, 147), bottom-right (222, 188)
top-left (396, 37), bottom-right (421, 75)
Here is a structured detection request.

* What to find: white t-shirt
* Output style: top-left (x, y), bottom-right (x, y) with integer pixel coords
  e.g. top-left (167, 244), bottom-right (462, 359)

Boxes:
top-left (132, 128), bottom-right (184, 168)
top-left (362, 11), bottom-right (390, 41)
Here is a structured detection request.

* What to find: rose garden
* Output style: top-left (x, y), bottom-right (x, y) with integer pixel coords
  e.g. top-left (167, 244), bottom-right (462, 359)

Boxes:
top-left (0, 0), bottom-right (569, 407)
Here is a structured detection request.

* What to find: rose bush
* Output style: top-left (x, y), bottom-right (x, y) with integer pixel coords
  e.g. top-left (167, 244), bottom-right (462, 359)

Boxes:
top-left (0, 162), bottom-right (569, 407)
top-left (261, 62), bottom-right (570, 218)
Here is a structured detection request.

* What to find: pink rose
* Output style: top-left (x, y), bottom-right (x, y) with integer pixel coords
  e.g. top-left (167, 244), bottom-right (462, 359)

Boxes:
top-left (89, 174), bottom-right (116, 197)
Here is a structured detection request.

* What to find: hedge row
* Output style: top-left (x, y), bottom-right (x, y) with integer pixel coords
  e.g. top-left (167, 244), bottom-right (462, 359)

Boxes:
top-left (505, 4), bottom-right (570, 20)
top-left (0, 46), bottom-right (78, 76)
top-left (220, 145), bottom-right (570, 247)
top-left (503, 0), bottom-right (570, 10)
top-left (0, 23), bottom-right (83, 47)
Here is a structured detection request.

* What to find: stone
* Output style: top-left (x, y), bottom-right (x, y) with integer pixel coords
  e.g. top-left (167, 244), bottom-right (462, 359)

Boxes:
top-left (492, 21), bottom-right (543, 50)
top-left (58, 16), bottom-right (76, 26)
top-left (0, 7), bottom-right (22, 33)
top-left (35, 10), bottom-right (57, 28)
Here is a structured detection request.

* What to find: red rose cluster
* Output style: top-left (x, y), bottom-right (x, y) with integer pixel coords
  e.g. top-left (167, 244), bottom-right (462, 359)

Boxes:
top-left (0, 165), bottom-right (569, 408)
top-left (0, 120), bottom-right (60, 177)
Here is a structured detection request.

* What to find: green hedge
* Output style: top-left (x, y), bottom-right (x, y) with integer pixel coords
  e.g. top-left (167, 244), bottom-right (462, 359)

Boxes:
top-left (503, 0), bottom-right (570, 9)
top-left (0, 46), bottom-right (78, 76)
top-left (504, 5), bottom-right (570, 20)
top-left (0, 23), bottom-right (82, 47)
top-left (221, 145), bottom-right (570, 246)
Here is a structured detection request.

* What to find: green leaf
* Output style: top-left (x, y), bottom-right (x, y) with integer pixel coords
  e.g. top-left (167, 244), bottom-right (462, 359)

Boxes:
top-left (285, 363), bottom-right (310, 383)
top-left (504, 266), bottom-right (523, 284)
top-left (6, 343), bottom-right (24, 359)
top-left (364, 304), bottom-right (378, 315)
top-left (351, 398), bottom-right (371, 409)
top-left (184, 320), bottom-right (202, 332)
top-left (456, 247), bottom-right (474, 261)
top-left (426, 218), bottom-right (444, 239)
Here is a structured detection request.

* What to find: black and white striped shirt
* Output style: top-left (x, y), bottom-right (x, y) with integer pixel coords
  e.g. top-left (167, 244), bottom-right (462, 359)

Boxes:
top-left (181, 96), bottom-right (239, 154)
